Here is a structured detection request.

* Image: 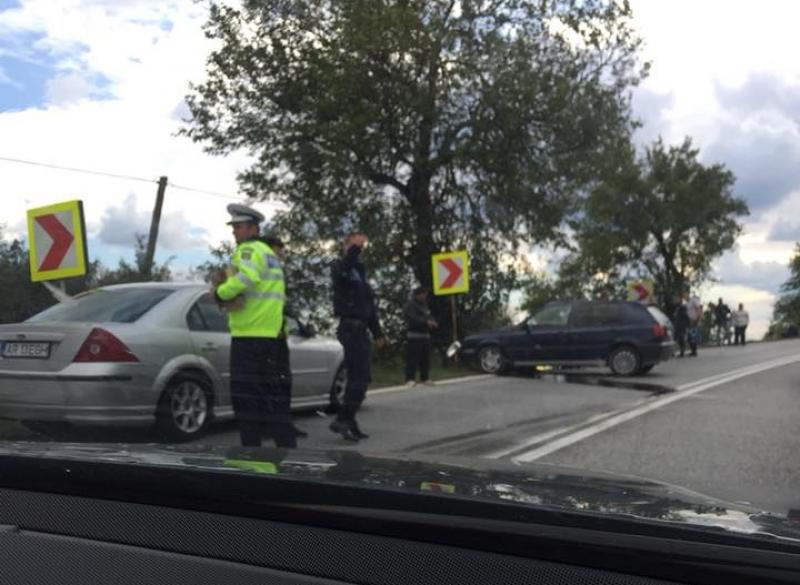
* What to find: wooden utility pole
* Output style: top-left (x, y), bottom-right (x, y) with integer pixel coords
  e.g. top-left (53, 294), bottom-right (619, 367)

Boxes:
top-left (144, 176), bottom-right (168, 278)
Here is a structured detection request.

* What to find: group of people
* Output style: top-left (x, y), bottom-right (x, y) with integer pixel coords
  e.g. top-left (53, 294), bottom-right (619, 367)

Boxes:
top-left (673, 291), bottom-right (750, 357)
top-left (213, 204), bottom-right (439, 449)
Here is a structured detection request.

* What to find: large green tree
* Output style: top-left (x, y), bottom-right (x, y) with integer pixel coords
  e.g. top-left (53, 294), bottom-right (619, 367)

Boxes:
top-left (766, 245), bottom-right (800, 339)
top-left (184, 0), bottom-right (646, 341)
top-left (564, 138), bottom-right (748, 314)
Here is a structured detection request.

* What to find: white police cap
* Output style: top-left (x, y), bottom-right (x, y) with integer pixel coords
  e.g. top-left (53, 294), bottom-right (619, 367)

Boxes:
top-left (226, 203), bottom-right (265, 225)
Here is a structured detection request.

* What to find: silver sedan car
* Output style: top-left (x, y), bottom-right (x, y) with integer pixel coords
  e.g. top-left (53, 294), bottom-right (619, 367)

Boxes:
top-left (0, 283), bottom-right (345, 440)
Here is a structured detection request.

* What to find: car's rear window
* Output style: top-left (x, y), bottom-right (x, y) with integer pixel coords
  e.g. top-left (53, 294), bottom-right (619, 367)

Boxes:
top-left (26, 288), bottom-right (174, 324)
top-left (647, 306), bottom-right (671, 326)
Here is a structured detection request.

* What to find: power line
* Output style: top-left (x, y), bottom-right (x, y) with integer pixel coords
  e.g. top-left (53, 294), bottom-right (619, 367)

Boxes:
top-left (0, 155), bottom-right (243, 200)
top-left (169, 182), bottom-right (242, 201)
top-left (0, 155), bottom-right (156, 185)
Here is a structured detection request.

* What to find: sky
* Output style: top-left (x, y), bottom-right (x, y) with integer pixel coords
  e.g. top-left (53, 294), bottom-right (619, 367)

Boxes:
top-left (1, 1), bottom-right (799, 338)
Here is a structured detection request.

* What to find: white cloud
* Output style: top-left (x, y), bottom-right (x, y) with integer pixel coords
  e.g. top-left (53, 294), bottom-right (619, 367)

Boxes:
top-left (45, 71), bottom-right (97, 104)
top-left (0, 0), bottom-right (275, 268)
top-left (712, 249), bottom-right (788, 295)
top-left (97, 193), bottom-right (209, 251)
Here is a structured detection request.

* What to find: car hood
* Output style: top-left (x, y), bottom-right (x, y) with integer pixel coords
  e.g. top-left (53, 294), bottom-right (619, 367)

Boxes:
top-left (0, 442), bottom-right (797, 545)
top-left (463, 327), bottom-right (516, 343)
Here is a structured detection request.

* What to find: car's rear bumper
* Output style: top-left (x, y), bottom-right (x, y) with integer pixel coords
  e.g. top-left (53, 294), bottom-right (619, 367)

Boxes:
top-left (639, 340), bottom-right (677, 364)
top-left (0, 364), bottom-right (157, 426)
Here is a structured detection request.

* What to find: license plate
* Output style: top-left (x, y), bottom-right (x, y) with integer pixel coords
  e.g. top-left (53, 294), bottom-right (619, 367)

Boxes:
top-left (2, 342), bottom-right (51, 359)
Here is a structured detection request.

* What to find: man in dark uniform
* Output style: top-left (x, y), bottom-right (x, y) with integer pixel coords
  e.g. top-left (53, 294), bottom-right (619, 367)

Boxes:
top-left (330, 232), bottom-right (385, 442)
top-left (215, 204), bottom-right (296, 448)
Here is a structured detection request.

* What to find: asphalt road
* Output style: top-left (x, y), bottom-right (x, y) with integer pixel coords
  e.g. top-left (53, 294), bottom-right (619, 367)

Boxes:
top-left (3, 338), bottom-right (799, 514)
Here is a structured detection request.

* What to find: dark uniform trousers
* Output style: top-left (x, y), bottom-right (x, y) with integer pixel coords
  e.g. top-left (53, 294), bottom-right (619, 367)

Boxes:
top-left (230, 337), bottom-right (296, 448)
top-left (336, 319), bottom-right (372, 423)
top-left (405, 337), bottom-right (431, 382)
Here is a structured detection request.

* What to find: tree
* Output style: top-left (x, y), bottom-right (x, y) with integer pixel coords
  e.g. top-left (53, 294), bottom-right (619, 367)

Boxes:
top-left (184, 0), bottom-right (646, 341)
top-left (766, 245), bottom-right (800, 339)
top-left (0, 230), bottom-right (172, 324)
top-left (565, 138), bottom-right (748, 315)
top-left (0, 234), bottom-right (58, 323)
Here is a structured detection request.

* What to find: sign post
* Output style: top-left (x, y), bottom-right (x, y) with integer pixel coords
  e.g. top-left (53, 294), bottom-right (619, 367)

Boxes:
top-left (27, 200), bottom-right (88, 288)
top-left (432, 250), bottom-right (470, 361)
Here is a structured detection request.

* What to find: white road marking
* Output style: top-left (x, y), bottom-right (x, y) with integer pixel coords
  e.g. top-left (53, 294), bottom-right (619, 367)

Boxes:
top-left (505, 354), bottom-right (800, 464)
top-left (483, 408), bottom-right (637, 459)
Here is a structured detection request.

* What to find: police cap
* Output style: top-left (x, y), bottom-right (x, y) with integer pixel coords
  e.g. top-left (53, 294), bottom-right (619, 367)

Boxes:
top-left (226, 203), bottom-right (265, 225)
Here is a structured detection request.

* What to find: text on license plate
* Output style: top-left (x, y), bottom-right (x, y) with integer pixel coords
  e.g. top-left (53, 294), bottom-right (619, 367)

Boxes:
top-left (2, 342), bottom-right (51, 359)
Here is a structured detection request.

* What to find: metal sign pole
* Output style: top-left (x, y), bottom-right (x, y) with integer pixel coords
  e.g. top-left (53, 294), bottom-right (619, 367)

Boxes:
top-left (451, 295), bottom-right (458, 364)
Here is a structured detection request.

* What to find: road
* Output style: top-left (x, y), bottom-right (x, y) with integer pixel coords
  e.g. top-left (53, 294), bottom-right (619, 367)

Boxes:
top-left (2, 339), bottom-right (799, 514)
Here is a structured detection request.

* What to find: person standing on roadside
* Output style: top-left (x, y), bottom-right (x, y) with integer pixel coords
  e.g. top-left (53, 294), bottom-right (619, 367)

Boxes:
top-left (330, 232), bottom-right (385, 442)
top-left (714, 297), bottom-right (732, 345)
top-left (686, 291), bottom-right (703, 357)
top-left (215, 204), bottom-right (295, 448)
top-left (673, 293), bottom-right (691, 358)
top-left (403, 287), bottom-right (438, 387)
top-left (732, 303), bottom-right (750, 346)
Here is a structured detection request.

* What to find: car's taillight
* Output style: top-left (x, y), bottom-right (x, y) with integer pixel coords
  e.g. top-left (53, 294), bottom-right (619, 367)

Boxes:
top-left (73, 328), bottom-right (139, 363)
top-left (653, 323), bottom-right (666, 338)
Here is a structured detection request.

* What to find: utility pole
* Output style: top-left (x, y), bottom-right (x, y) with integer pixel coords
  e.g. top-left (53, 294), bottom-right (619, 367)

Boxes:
top-left (144, 176), bottom-right (168, 278)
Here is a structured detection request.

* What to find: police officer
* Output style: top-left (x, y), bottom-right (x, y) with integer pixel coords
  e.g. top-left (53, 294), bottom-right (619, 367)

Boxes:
top-left (330, 232), bottom-right (384, 442)
top-left (215, 204), bottom-right (296, 448)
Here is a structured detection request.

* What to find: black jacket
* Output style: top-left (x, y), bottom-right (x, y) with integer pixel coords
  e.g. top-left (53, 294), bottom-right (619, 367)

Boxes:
top-left (331, 246), bottom-right (382, 338)
top-left (404, 298), bottom-right (433, 336)
top-left (714, 303), bottom-right (731, 324)
top-left (674, 303), bottom-right (691, 331)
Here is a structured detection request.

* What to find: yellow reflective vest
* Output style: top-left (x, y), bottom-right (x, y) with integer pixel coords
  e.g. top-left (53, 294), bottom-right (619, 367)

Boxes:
top-left (216, 239), bottom-right (285, 338)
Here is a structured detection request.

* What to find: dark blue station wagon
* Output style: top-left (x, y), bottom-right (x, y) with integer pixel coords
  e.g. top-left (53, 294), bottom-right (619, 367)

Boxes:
top-left (458, 301), bottom-right (676, 376)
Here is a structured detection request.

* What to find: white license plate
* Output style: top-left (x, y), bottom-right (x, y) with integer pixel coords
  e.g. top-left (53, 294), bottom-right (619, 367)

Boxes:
top-left (2, 342), bottom-right (51, 359)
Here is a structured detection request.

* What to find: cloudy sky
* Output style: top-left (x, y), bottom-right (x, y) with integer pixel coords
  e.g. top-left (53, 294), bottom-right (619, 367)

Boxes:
top-left (1, 0), bottom-right (799, 337)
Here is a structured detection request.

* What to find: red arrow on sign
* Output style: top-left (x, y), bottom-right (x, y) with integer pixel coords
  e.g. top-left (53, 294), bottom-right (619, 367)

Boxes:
top-left (439, 258), bottom-right (463, 289)
top-left (633, 283), bottom-right (649, 301)
top-left (36, 214), bottom-right (74, 271)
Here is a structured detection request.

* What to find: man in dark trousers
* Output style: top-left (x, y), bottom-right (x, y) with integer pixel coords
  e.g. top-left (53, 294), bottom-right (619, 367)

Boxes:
top-left (263, 235), bottom-right (307, 439)
top-left (330, 232), bottom-right (385, 442)
top-left (215, 204), bottom-right (296, 448)
top-left (673, 292), bottom-right (692, 358)
top-left (403, 287), bottom-right (438, 386)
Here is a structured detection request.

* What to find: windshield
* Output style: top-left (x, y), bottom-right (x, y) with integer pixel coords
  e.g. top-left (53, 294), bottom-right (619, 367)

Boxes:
top-left (27, 288), bottom-right (174, 324)
top-left (528, 304), bottom-right (572, 327)
top-left (1, 0), bottom-right (799, 552)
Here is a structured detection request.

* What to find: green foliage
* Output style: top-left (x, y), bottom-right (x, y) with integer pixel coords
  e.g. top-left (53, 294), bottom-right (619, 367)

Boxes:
top-left (565, 138), bottom-right (748, 314)
top-left (766, 244), bottom-right (800, 339)
top-left (0, 236), bottom-right (57, 323)
top-left (184, 0), bottom-right (646, 340)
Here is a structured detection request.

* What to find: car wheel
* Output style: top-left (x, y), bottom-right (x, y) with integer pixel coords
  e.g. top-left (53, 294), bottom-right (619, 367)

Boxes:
top-left (636, 364), bottom-right (655, 375)
top-left (326, 365), bottom-right (347, 414)
top-left (478, 345), bottom-right (506, 375)
top-left (156, 373), bottom-right (212, 442)
top-left (609, 346), bottom-right (641, 377)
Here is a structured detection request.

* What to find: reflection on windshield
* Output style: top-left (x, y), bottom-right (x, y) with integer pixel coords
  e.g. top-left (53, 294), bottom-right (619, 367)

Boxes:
top-left (26, 288), bottom-right (174, 324)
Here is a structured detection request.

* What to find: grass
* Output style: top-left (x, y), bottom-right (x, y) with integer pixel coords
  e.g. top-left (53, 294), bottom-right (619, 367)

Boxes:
top-left (370, 356), bottom-right (478, 389)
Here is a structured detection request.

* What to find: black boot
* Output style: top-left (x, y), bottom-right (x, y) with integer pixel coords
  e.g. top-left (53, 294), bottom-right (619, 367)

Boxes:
top-left (351, 421), bottom-right (369, 440)
top-left (329, 419), bottom-right (360, 442)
